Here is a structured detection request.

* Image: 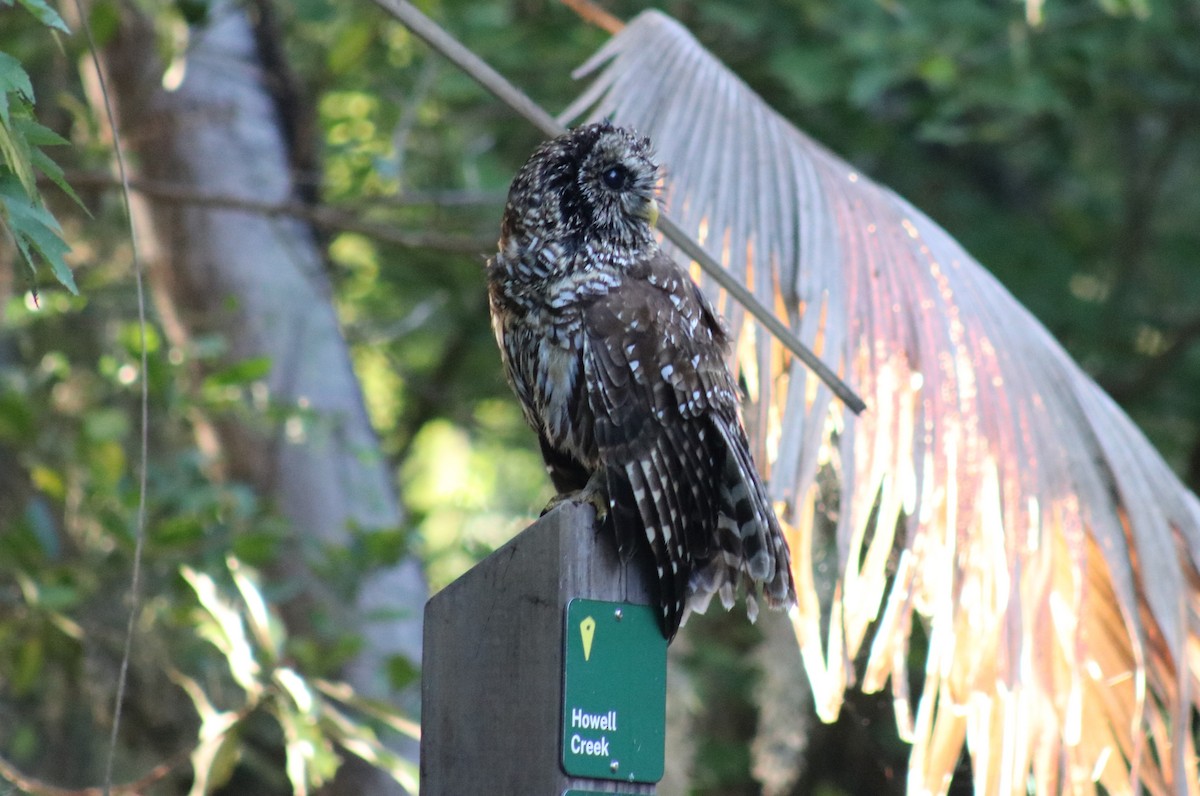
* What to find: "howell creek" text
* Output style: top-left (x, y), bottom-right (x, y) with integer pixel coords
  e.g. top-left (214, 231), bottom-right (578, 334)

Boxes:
top-left (568, 708), bottom-right (618, 757)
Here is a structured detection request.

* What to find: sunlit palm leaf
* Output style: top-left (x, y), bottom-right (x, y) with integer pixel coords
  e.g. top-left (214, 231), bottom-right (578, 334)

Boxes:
top-left (564, 11), bottom-right (1200, 794)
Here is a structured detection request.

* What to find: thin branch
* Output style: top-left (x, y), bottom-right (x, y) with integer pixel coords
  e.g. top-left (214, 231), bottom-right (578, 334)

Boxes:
top-left (368, 188), bottom-right (506, 207)
top-left (75, 4), bottom-right (151, 795)
top-left (0, 749), bottom-right (190, 796)
top-left (559, 0), bottom-right (625, 34)
top-left (64, 169), bottom-right (506, 207)
top-left (59, 172), bottom-right (495, 254)
top-left (371, 0), bottom-right (867, 414)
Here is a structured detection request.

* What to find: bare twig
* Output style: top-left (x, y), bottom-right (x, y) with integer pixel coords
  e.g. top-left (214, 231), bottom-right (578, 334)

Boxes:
top-left (58, 172), bottom-right (495, 254)
top-left (0, 749), bottom-right (190, 796)
top-left (372, 0), bottom-right (867, 414)
top-left (64, 169), bottom-right (506, 207)
top-left (559, 0), bottom-right (625, 34)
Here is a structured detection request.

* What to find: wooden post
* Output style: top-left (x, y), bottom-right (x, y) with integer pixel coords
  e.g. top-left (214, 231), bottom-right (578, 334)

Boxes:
top-left (421, 502), bottom-right (659, 794)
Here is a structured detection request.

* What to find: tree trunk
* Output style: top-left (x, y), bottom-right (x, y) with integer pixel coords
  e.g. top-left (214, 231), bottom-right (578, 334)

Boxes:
top-left (97, 3), bottom-right (424, 792)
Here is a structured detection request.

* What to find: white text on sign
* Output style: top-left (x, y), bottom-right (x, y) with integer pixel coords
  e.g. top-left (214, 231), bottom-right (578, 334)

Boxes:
top-left (571, 708), bottom-right (617, 732)
top-left (570, 734), bottom-right (610, 756)
top-left (569, 708), bottom-right (618, 758)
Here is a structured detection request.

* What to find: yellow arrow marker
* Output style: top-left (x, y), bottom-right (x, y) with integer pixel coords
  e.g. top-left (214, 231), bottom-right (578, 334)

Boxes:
top-left (580, 616), bottom-right (596, 661)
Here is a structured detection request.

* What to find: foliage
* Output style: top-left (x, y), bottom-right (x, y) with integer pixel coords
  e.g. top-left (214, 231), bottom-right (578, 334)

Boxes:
top-left (0, 0), bottom-right (78, 294)
top-left (179, 560), bottom-right (418, 795)
top-left (2, 0), bottom-right (1199, 793)
top-left (0, 0), bottom-right (564, 791)
top-left (0, 274), bottom-right (417, 791)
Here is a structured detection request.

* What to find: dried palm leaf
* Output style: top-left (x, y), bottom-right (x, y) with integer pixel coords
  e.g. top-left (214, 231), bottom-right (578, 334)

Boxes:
top-left (563, 11), bottom-right (1200, 794)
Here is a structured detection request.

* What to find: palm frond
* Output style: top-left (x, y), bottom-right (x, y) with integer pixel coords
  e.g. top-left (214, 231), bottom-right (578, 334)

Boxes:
top-left (565, 11), bottom-right (1200, 793)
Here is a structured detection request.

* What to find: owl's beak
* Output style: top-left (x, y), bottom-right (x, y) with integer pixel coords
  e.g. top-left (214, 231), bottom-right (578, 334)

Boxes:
top-left (639, 197), bottom-right (660, 228)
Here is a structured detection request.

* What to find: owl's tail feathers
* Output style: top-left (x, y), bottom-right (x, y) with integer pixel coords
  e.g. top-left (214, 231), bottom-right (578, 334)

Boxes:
top-left (606, 455), bottom-right (692, 638)
top-left (684, 422), bottom-right (796, 627)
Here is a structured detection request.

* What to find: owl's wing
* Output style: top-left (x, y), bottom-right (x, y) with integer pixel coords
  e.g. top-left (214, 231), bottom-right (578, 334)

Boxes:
top-left (582, 254), bottom-right (792, 636)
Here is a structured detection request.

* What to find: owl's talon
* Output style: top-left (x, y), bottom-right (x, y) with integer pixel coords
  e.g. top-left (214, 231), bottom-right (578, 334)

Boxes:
top-left (542, 473), bottom-right (609, 524)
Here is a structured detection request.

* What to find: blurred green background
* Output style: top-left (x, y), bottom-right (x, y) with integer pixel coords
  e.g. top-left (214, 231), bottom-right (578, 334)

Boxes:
top-left (2, 0), bottom-right (1197, 792)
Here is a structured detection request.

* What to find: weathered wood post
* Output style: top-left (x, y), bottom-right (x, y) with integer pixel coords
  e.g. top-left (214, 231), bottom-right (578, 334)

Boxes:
top-left (421, 502), bottom-right (666, 794)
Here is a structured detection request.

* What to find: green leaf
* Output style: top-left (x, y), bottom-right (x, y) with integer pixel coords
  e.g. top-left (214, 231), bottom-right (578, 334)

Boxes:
top-left (13, 116), bottom-right (67, 147)
top-left (182, 566), bottom-right (263, 696)
top-left (14, 0), bottom-right (71, 32)
top-left (0, 172), bottom-right (77, 293)
top-left (0, 50), bottom-right (35, 127)
top-left (88, 0), bottom-right (120, 45)
top-left (316, 697), bottom-right (419, 792)
top-left (204, 356), bottom-right (273, 387)
top-left (274, 667), bottom-right (316, 714)
top-left (29, 146), bottom-right (85, 208)
top-left (361, 527), bottom-right (409, 565)
top-left (277, 703), bottom-right (340, 795)
top-left (13, 117), bottom-right (85, 209)
top-left (83, 407), bottom-right (130, 442)
top-left (387, 652), bottom-right (420, 691)
top-left (0, 119), bottom-right (36, 195)
top-left (0, 390), bottom-right (35, 443)
top-left (0, 52), bottom-right (34, 100)
top-left (229, 557), bottom-right (285, 665)
top-left (173, 671), bottom-right (243, 796)
top-left (12, 634), bottom-right (43, 694)
top-left (314, 678), bottom-right (421, 739)
top-left (231, 528), bottom-right (281, 565)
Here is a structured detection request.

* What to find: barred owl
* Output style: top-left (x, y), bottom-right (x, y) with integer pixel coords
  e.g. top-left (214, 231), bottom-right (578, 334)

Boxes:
top-left (487, 122), bottom-right (795, 639)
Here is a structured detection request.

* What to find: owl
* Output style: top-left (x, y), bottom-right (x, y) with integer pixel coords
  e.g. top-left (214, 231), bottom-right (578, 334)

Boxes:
top-left (487, 121), bottom-right (795, 638)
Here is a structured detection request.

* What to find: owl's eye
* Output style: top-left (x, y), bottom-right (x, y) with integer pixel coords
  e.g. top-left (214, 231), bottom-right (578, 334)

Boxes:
top-left (601, 165), bottom-right (630, 191)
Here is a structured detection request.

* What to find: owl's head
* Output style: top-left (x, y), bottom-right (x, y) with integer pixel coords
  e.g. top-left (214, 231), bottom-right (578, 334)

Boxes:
top-left (501, 122), bottom-right (660, 258)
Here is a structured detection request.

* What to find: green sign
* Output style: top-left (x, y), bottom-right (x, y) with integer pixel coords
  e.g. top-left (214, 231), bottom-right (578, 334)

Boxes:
top-left (561, 599), bottom-right (666, 783)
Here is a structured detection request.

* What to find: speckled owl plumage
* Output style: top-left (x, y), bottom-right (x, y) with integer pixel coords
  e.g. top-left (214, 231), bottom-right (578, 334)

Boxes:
top-left (487, 121), bottom-right (795, 639)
